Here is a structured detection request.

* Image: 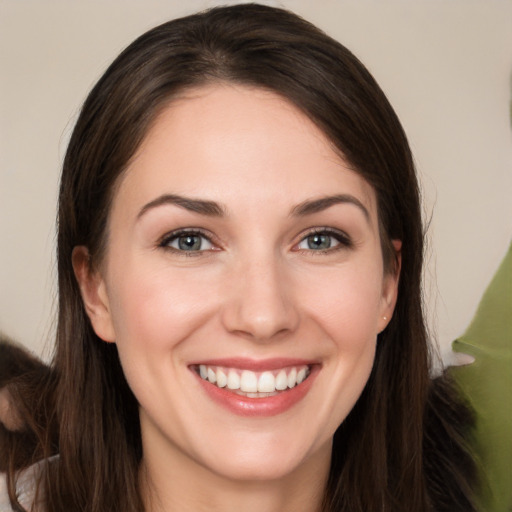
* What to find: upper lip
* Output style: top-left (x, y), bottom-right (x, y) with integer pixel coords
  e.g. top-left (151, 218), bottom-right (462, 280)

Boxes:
top-left (188, 357), bottom-right (318, 371)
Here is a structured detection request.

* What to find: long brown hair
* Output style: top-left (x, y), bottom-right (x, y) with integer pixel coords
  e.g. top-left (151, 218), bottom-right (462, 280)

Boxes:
top-left (5, 4), bottom-right (476, 511)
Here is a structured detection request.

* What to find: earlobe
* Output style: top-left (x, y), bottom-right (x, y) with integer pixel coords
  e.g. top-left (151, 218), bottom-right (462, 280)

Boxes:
top-left (72, 246), bottom-right (116, 343)
top-left (378, 239), bottom-right (402, 332)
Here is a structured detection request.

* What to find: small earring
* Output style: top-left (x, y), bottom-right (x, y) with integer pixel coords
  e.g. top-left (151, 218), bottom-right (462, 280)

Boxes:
top-left (383, 316), bottom-right (387, 321)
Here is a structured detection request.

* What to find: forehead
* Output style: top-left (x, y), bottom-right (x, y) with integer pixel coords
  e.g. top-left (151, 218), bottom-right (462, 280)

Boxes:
top-left (115, 83), bottom-right (377, 220)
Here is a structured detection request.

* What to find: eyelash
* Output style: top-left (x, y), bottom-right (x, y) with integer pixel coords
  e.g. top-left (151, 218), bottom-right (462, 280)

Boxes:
top-left (294, 228), bottom-right (352, 254)
top-left (159, 229), bottom-right (217, 256)
top-left (158, 227), bottom-right (352, 255)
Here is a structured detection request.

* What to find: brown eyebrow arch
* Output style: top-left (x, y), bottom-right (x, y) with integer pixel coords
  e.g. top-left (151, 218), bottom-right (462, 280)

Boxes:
top-left (291, 194), bottom-right (370, 221)
top-left (137, 194), bottom-right (225, 218)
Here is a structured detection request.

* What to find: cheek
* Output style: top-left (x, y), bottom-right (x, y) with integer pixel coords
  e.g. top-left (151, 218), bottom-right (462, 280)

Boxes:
top-left (104, 262), bottom-right (221, 423)
top-left (274, 262), bottom-right (383, 444)
top-left (106, 261), bottom-right (220, 355)
top-left (299, 260), bottom-right (385, 340)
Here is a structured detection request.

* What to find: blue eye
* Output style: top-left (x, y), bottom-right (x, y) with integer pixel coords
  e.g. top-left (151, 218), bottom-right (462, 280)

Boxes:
top-left (162, 231), bottom-right (213, 252)
top-left (296, 230), bottom-right (350, 252)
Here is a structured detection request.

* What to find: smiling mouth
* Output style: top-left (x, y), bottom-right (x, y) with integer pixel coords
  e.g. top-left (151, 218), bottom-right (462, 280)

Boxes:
top-left (192, 364), bottom-right (312, 398)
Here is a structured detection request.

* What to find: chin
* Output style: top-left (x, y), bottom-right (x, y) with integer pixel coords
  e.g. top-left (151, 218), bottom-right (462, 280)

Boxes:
top-left (195, 432), bottom-right (331, 484)
top-left (208, 455), bottom-right (307, 483)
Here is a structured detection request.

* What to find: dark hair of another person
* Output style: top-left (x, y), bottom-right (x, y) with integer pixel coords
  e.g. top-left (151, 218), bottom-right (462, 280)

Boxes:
top-left (0, 337), bottom-right (58, 498)
top-left (3, 4), bottom-right (477, 511)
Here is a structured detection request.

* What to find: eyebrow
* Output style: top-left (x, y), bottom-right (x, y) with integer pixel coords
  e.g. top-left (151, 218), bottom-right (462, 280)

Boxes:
top-left (291, 194), bottom-right (370, 221)
top-left (137, 192), bottom-right (370, 222)
top-left (137, 194), bottom-right (225, 219)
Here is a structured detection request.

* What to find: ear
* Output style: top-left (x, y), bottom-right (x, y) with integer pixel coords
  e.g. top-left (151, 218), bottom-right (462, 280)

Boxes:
top-left (378, 239), bottom-right (402, 333)
top-left (72, 246), bottom-right (116, 343)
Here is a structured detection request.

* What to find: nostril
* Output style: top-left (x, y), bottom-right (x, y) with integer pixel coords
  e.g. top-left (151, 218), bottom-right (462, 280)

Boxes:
top-left (221, 295), bottom-right (300, 341)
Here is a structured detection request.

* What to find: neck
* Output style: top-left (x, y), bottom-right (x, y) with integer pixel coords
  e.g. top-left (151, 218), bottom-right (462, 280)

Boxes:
top-left (140, 435), bottom-right (331, 512)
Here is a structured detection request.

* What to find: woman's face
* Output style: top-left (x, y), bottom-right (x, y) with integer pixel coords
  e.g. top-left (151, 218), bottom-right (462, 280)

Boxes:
top-left (77, 84), bottom-right (399, 483)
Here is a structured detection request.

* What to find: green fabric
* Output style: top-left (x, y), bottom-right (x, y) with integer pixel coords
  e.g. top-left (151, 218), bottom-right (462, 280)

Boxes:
top-left (452, 241), bottom-right (512, 512)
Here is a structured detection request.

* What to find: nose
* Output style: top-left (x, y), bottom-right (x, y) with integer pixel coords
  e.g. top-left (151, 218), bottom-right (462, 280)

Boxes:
top-left (220, 255), bottom-right (300, 342)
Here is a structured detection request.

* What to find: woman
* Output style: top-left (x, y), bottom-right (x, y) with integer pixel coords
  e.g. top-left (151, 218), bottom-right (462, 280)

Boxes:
top-left (1, 4), bottom-right (476, 511)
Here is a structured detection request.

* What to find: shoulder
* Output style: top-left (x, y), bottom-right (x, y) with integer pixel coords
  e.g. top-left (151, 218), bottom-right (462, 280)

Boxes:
top-left (0, 457), bottom-right (57, 512)
top-left (0, 467), bottom-right (34, 511)
top-left (0, 472), bottom-right (13, 511)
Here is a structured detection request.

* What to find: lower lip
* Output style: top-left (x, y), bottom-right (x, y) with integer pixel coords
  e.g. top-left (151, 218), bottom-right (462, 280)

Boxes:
top-left (193, 366), bottom-right (319, 417)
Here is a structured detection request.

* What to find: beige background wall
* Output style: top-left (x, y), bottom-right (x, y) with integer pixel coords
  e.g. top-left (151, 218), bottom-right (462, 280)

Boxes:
top-left (1, 0), bottom-right (511, 363)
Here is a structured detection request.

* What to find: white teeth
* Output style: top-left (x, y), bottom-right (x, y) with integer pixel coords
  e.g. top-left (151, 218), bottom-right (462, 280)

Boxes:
top-left (227, 369), bottom-right (241, 390)
top-left (258, 371), bottom-right (275, 393)
top-left (240, 370), bottom-right (258, 392)
top-left (207, 367), bottom-right (217, 384)
top-left (197, 364), bottom-right (311, 396)
top-left (275, 370), bottom-right (288, 391)
top-left (244, 391), bottom-right (277, 398)
top-left (287, 368), bottom-right (297, 388)
top-left (216, 368), bottom-right (227, 388)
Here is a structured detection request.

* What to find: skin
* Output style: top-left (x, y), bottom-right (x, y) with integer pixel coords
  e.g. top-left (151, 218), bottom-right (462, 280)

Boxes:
top-left (0, 387), bottom-right (23, 431)
top-left (74, 84), bottom-right (400, 512)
